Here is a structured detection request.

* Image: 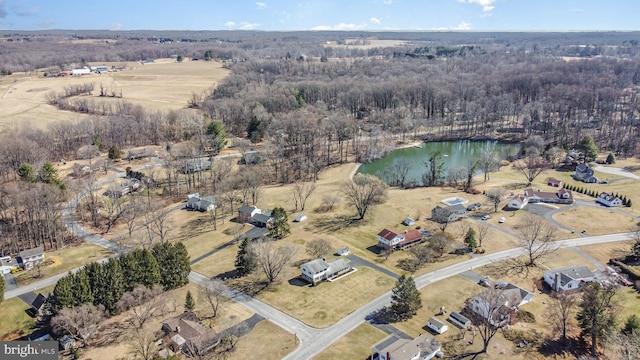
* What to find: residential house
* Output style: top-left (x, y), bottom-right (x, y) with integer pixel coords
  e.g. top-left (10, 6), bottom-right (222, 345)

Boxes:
top-left (300, 258), bottom-right (352, 285)
top-left (161, 312), bottom-right (220, 356)
top-left (547, 178), bottom-right (563, 188)
top-left (524, 188), bottom-right (574, 205)
top-left (105, 179), bottom-right (143, 198)
top-left (238, 205), bottom-right (261, 223)
top-left (377, 229), bottom-right (424, 250)
top-left (72, 158), bottom-right (106, 177)
top-left (427, 317), bottom-right (448, 334)
top-left (18, 247), bottom-right (45, 270)
top-left (507, 194), bottom-right (529, 210)
top-left (447, 312), bottom-right (471, 329)
top-left (467, 283), bottom-right (533, 327)
top-left (186, 193), bottom-right (216, 212)
top-left (371, 333), bottom-right (442, 360)
top-left (573, 163), bottom-right (598, 183)
top-left (251, 211), bottom-right (273, 228)
top-left (596, 192), bottom-right (623, 207)
top-left (402, 217), bottom-right (416, 226)
top-left (181, 158), bottom-right (212, 173)
top-left (0, 255), bottom-right (18, 274)
top-left (431, 205), bottom-right (464, 224)
top-left (543, 266), bottom-right (596, 292)
top-left (125, 147), bottom-right (155, 161)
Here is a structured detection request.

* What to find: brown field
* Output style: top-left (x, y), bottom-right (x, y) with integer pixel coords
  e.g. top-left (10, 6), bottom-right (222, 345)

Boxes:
top-left (313, 323), bottom-right (387, 360)
top-left (578, 241), bottom-right (633, 265)
top-left (324, 39), bottom-right (408, 50)
top-left (14, 243), bottom-right (113, 286)
top-left (553, 206), bottom-right (637, 235)
top-left (0, 58), bottom-right (229, 130)
top-left (228, 320), bottom-right (296, 360)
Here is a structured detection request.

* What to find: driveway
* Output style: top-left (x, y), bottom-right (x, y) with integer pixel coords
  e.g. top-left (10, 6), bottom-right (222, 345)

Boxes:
top-left (593, 164), bottom-right (640, 180)
top-left (346, 254), bottom-right (399, 279)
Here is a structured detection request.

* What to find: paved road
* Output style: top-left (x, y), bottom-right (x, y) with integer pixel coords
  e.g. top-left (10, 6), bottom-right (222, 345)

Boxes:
top-left (594, 164), bottom-right (640, 180)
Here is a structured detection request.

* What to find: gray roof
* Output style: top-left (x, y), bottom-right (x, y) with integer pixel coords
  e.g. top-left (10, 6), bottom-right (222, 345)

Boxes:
top-left (327, 258), bottom-right (351, 276)
top-left (447, 204), bottom-right (467, 213)
top-left (545, 266), bottom-right (595, 282)
top-left (31, 293), bottom-right (47, 310)
top-left (302, 258), bottom-right (329, 273)
top-left (428, 317), bottom-right (447, 328)
top-left (239, 205), bottom-right (259, 213)
top-left (19, 247), bottom-right (44, 258)
top-left (252, 213), bottom-right (272, 223)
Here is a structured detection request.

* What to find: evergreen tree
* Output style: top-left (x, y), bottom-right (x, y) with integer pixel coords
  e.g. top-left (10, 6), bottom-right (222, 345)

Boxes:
top-left (206, 121), bottom-right (227, 153)
top-left (185, 290), bottom-right (196, 312)
top-left (389, 275), bottom-right (422, 321)
top-left (577, 135), bottom-right (598, 163)
top-left (120, 249), bottom-right (161, 290)
top-left (108, 145), bottom-right (122, 161)
top-left (464, 228), bottom-right (478, 248)
top-left (577, 282), bottom-right (618, 357)
top-left (17, 163), bottom-right (36, 182)
top-left (70, 269), bottom-right (94, 306)
top-left (623, 314), bottom-right (640, 335)
top-left (152, 242), bottom-right (191, 290)
top-left (235, 238), bottom-right (257, 276)
top-left (0, 273), bottom-right (4, 305)
top-left (85, 259), bottom-right (125, 314)
top-left (247, 116), bottom-right (266, 143)
top-left (627, 199), bottom-right (632, 207)
top-left (52, 274), bottom-right (75, 310)
top-left (39, 162), bottom-right (65, 190)
top-left (268, 207), bottom-right (291, 239)
top-left (92, 135), bottom-right (104, 151)
top-left (606, 152), bottom-right (616, 164)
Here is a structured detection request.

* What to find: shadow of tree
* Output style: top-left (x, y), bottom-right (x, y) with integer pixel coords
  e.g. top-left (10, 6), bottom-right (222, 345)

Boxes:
top-left (308, 214), bottom-right (362, 233)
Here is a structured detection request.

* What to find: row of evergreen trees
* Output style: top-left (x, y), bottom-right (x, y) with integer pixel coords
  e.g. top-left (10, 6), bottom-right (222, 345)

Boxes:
top-left (564, 183), bottom-right (632, 207)
top-left (51, 242), bottom-right (191, 314)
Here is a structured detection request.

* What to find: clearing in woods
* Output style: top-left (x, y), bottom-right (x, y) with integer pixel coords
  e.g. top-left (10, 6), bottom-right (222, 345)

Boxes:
top-left (0, 58), bottom-right (229, 131)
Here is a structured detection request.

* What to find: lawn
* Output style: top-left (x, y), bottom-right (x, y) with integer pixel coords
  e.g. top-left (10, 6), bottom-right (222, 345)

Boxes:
top-left (313, 323), bottom-right (387, 360)
top-left (14, 243), bottom-right (113, 286)
top-left (553, 206), bottom-right (637, 235)
top-left (228, 320), bottom-right (296, 360)
top-left (0, 297), bottom-right (36, 340)
top-left (578, 241), bottom-right (633, 265)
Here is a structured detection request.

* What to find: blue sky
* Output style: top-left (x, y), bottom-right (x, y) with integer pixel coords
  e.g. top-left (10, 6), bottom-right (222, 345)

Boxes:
top-left (0, 0), bottom-right (637, 31)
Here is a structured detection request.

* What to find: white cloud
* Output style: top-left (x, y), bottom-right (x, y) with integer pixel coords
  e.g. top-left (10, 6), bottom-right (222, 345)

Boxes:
top-left (12, 6), bottom-right (40, 16)
top-left (256, 2), bottom-right (267, 9)
top-left (457, 0), bottom-right (496, 12)
top-left (109, 23), bottom-right (124, 31)
top-left (431, 21), bottom-right (472, 31)
top-left (240, 22), bottom-right (260, 30)
top-left (370, 17), bottom-right (381, 24)
top-left (225, 21), bottom-right (235, 27)
top-left (311, 23), bottom-right (367, 31)
top-left (383, 0), bottom-right (392, 4)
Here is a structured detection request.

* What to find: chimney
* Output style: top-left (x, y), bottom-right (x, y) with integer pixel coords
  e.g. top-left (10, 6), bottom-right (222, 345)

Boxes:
top-left (176, 326), bottom-right (181, 333)
top-left (554, 273), bottom-right (561, 291)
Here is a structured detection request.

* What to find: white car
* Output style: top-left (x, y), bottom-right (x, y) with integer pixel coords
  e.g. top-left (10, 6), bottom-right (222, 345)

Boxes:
top-left (499, 217), bottom-right (505, 223)
top-left (481, 215), bottom-right (491, 220)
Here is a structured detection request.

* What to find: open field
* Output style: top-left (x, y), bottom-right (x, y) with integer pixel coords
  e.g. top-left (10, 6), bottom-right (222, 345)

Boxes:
top-left (0, 58), bottom-right (229, 130)
top-left (229, 320), bottom-right (296, 360)
top-left (553, 206), bottom-right (637, 235)
top-left (14, 243), bottom-right (113, 286)
top-left (0, 297), bottom-right (36, 340)
top-left (578, 241), bottom-right (633, 265)
top-left (313, 323), bottom-right (387, 360)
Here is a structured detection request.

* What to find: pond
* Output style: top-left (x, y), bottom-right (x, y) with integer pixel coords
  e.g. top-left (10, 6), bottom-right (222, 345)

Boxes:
top-left (357, 140), bottom-right (520, 185)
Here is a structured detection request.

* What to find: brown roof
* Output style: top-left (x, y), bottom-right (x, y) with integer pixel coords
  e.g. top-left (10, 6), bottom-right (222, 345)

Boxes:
top-left (378, 228), bottom-right (399, 241)
top-left (398, 229), bottom-right (423, 245)
top-left (162, 312), bottom-right (219, 352)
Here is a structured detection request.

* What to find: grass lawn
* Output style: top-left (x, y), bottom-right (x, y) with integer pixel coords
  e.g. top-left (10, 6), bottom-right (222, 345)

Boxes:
top-left (313, 323), bottom-right (387, 360)
top-left (552, 206), bottom-right (637, 235)
top-left (14, 243), bottom-right (113, 286)
top-left (254, 266), bottom-right (395, 328)
top-left (0, 297), bottom-right (36, 340)
top-left (578, 241), bottom-right (633, 265)
top-left (228, 320), bottom-right (296, 360)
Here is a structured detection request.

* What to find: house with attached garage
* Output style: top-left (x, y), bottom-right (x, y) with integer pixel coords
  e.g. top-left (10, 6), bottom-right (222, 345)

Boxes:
top-left (507, 194), bottom-right (529, 210)
top-left (377, 228), bottom-right (425, 250)
top-left (0, 255), bottom-right (19, 274)
top-left (466, 283), bottom-right (533, 327)
top-left (431, 205), bottom-right (465, 224)
top-left (18, 247), bottom-right (45, 270)
top-left (544, 266), bottom-right (596, 292)
top-left (238, 205), bottom-right (260, 223)
top-left (371, 333), bottom-right (442, 360)
top-left (573, 163), bottom-right (598, 183)
top-left (161, 311), bottom-right (220, 356)
top-left (251, 211), bottom-right (273, 228)
top-left (186, 193), bottom-right (216, 212)
top-left (596, 192), bottom-right (623, 207)
top-left (524, 188), bottom-right (574, 205)
top-left (300, 257), bottom-right (352, 285)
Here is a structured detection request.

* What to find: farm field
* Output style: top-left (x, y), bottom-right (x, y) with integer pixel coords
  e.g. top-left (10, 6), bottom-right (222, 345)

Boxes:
top-left (0, 58), bottom-right (229, 130)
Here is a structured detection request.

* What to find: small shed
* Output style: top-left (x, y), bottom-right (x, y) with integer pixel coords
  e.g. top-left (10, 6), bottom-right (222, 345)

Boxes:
top-left (448, 312), bottom-right (471, 329)
top-left (294, 214), bottom-right (308, 222)
top-left (336, 247), bottom-right (350, 256)
top-left (402, 217), bottom-right (416, 226)
top-left (427, 317), bottom-right (448, 334)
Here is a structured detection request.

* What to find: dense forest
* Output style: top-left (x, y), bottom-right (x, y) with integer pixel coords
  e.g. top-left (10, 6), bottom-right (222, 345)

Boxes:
top-left (1, 30), bottom-right (640, 255)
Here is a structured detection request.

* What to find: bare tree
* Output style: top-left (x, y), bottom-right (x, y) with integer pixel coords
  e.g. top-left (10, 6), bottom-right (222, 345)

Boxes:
top-left (292, 181), bottom-right (317, 211)
top-left (519, 214), bottom-right (558, 268)
top-left (465, 288), bottom-right (509, 354)
top-left (305, 239), bottom-right (332, 258)
top-left (250, 238), bottom-right (296, 284)
top-left (320, 194), bottom-right (340, 212)
top-left (201, 278), bottom-right (226, 318)
top-left (427, 233), bottom-right (449, 258)
top-left (144, 204), bottom-right (172, 244)
top-left (128, 328), bottom-right (159, 360)
top-left (341, 174), bottom-right (388, 220)
top-left (383, 158), bottom-right (412, 187)
top-left (477, 223), bottom-right (489, 248)
top-left (486, 188), bottom-right (507, 213)
top-left (514, 152), bottom-right (547, 186)
top-left (116, 285), bottom-right (165, 329)
top-left (479, 148), bottom-right (499, 182)
top-left (51, 303), bottom-right (106, 347)
top-left (547, 292), bottom-right (578, 344)
top-left (103, 195), bottom-right (128, 233)
top-left (614, 330), bottom-right (640, 360)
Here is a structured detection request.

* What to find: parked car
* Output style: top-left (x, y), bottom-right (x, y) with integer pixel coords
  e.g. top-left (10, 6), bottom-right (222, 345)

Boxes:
top-left (466, 203), bottom-right (482, 211)
top-left (478, 279), bottom-right (491, 287)
top-left (481, 215), bottom-right (491, 220)
top-left (499, 217), bottom-right (505, 223)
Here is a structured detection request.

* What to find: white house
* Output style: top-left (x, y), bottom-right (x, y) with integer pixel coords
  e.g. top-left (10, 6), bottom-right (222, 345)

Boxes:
top-left (371, 333), bottom-right (442, 360)
top-left (467, 283), bottom-right (533, 327)
top-left (543, 266), bottom-right (596, 292)
top-left (573, 163), bottom-right (598, 183)
top-left (186, 193), bottom-right (216, 212)
top-left (524, 188), bottom-right (574, 205)
top-left (71, 67), bottom-right (91, 76)
top-left (377, 229), bottom-right (424, 250)
top-left (507, 194), bottom-right (529, 210)
top-left (18, 247), bottom-right (45, 270)
top-left (300, 258), bottom-right (352, 285)
top-left (90, 65), bottom-right (108, 73)
top-left (427, 317), bottom-right (448, 334)
top-left (0, 256), bottom-right (18, 274)
top-left (596, 192), bottom-right (623, 207)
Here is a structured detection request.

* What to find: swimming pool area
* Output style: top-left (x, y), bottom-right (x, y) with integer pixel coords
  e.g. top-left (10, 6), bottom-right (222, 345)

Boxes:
top-left (441, 197), bottom-right (469, 206)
